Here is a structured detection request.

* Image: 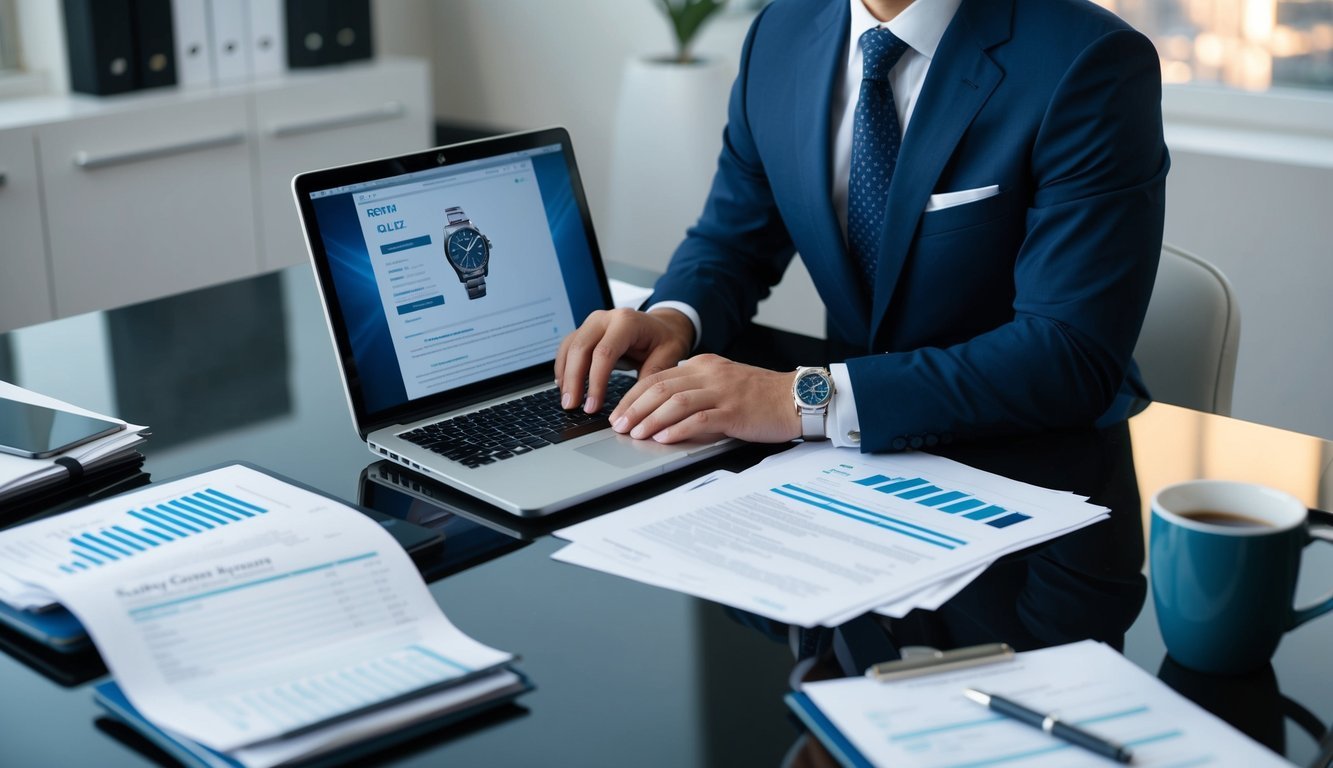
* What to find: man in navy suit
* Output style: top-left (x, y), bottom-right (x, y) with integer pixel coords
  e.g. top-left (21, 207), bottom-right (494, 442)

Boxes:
top-left (556, 0), bottom-right (1168, 453)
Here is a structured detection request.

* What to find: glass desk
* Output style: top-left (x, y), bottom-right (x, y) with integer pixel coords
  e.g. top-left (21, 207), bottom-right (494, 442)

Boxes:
top-left (1, 267), bottom-right (1330, 767)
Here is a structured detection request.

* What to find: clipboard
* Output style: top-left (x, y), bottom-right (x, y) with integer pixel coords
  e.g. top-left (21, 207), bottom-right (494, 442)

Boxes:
top-left (786, 643), bottom-right (1015, 768)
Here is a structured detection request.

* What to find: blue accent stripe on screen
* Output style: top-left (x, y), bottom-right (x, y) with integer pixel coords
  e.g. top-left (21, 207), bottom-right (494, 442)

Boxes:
top-left (173, 498), bottom-right (229, 525)
top-left (204, 488), bottom-right (267, 514)
top-left (147, 507), bottom-right (201, 533)
top-left (72, 538), bottom-right (118, 561)
top-left (897, 484), bottom-right (943, 500)
top-left (60, 565), bottom-right (75, 574)
top-left (73, 561), bottom-right (90, 570)
top-left (84, 533), bottom-right (132, 557)
top-left (114, 525), bottom-right (158, 548)
top-left (987, 513), bottom-right (1031, 529)
top-left (101, 529), bottom-right (146, 552)
top-left (129, 509), bottom-right (186, 537)
top-left (941, 499), bottom-right (986, 514)
top-left (963, 505), bottom-right (1006, 521)
top-left (185, 495), bottom-right (241, 521)
top-left (873, 478), bottom-right (927, 494)
top-left (917, 490), bottom-right (967, 507)
top-left (164, 502), bottom-right (216, 529)
top-left (772, 487), bottom-right (962, 549)
top-left (853, 474), bottom-right (894, 486)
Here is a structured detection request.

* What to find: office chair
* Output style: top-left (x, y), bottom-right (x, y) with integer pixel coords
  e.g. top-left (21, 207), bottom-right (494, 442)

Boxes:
top-left (1133, 244), bottom-right (1241, 416)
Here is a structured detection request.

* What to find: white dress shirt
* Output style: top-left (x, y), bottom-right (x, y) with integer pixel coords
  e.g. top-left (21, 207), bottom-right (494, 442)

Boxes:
top-left (651, 0), bottom-right (962, 447)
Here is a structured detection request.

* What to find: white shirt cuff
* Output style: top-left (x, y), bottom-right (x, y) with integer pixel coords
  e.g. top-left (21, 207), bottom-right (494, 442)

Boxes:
top-left (829, 363), bottom-right (861, 448)
top-left (644, 301), bottom-right (702, 352)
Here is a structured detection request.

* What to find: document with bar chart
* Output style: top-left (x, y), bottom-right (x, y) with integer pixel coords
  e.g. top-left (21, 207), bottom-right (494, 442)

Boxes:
top-left (0, 465), bottom-right (518, 759)
top-left (553, 443), bottom-right (1107, 627)
top-left (790, 640), bottom-right (1289, 767)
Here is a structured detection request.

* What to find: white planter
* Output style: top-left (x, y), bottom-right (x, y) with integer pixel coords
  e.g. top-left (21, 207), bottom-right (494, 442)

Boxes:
top-left (603, 56), bottom-right (734, 273)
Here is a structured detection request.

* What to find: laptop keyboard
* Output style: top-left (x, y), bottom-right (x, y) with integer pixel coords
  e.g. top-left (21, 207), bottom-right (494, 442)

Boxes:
top-left (397, 375), bottom-right (636, 469)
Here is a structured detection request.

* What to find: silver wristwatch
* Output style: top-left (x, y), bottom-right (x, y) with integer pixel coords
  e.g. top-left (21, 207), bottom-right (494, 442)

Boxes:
top-left (792, 366), bottom-right (834, 440)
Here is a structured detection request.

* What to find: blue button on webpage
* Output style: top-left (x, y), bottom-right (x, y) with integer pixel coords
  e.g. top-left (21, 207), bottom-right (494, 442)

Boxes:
top-left (396, 295), bottom-right (445, 315)
top-left (380, 235), bottom-right (433, 255)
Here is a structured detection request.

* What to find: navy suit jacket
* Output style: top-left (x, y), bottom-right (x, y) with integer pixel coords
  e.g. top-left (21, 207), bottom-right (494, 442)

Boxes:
top-left (648, 0), bottom-right (1169, 453)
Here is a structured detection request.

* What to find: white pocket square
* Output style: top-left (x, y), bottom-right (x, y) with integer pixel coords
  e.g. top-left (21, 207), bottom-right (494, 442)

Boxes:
top-left (925, 184), bottom-right (1001, 212)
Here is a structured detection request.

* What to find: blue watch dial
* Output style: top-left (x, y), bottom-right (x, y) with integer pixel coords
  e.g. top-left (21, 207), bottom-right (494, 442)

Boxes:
top-left (447, 228), bottom-right (488, 270)
top-left (796, 373), bottom-right (831, 406)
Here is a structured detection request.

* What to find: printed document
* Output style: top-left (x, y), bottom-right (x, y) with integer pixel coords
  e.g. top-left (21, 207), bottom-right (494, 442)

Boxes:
top-left (554, 443), bottom-right (1106, 627)
top-left (0, 465), bottom-right (513, 754)
top-left (795, 640), bottom-right (1289, 767)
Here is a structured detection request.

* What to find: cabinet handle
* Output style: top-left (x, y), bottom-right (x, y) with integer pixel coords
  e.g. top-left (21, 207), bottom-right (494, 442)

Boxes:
top-left (0, 170), bottom-right (7, 188)
top-left (73, 130), bottom-right (247, 170)
top-left (268, 101), bottom-right (406, 138)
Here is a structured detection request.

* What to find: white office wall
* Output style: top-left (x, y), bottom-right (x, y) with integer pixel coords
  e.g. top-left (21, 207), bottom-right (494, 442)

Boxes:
top-left (1162, 150), bottom-right (1333, 440)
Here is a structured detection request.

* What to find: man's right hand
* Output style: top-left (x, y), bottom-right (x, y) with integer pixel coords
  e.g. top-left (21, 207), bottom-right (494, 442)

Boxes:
top-left (554, 307), bottom-right (695, 414)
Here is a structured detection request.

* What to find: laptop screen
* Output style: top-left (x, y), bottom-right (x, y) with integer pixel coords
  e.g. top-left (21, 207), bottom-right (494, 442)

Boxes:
top-left (297, 131), bottom-right (609, 429)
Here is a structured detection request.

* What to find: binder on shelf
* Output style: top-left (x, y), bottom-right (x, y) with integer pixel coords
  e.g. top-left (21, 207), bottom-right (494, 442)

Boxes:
top-left (130, 0), bottom-right (178, 89)
top-left (284, 0), bottom-right (330, 69)
top-left (329, 0), bottom-right (373, 63)
top-left (169, 0), bottom-right (213, 87)
top-left (207, 0), bottom-right (250, 83)
top-left (62, 0), bottom-right (138, 96)
top-left (246, 0), bottom-right (286, 78)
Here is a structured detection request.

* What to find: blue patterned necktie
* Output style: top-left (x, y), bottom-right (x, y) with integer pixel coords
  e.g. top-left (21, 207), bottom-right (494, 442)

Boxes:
top-left (847, 27), bottom-right (910, 291)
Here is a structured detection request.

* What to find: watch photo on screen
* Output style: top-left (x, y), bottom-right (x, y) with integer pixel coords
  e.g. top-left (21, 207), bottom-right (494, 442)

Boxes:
top-left (443, 205), bottom-right (492, 299)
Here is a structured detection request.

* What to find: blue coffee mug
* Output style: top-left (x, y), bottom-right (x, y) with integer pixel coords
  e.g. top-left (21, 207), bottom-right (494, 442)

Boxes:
top-left (1150, 480), bottom-right (1333, 675)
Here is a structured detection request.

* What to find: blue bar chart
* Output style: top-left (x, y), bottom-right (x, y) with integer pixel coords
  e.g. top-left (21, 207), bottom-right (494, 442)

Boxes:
top-left (852, 474), bottom-right (1032, 529)
top-left (57, 488), bottom-right (268, 575)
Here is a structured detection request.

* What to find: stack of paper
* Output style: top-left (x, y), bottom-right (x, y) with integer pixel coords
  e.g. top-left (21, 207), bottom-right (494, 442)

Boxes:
top-left (0, 465), bottom-right (526, 768)
top-left (553, 442), bottom-right (1108, 628)
top-left (789, 640), bottom-right (1289, 767)
top-left (0, 380), bottom-right (149, 506)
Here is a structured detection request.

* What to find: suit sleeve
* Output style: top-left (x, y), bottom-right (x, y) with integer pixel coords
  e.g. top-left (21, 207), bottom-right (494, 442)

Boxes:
top-left (848, 29), bottom-right (1169, 452)
top-left (646, 7), bottom-right (800, 353)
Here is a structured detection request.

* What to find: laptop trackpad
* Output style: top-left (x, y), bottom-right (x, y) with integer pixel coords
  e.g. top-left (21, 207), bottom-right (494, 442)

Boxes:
top-left (575, 434), bottom-right (686, 468)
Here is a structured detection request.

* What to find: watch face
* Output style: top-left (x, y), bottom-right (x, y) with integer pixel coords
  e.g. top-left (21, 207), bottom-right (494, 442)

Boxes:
top-left (447, 228), bottom-right (489, 270)
top-left (796, 372), bottom-right (831, 407)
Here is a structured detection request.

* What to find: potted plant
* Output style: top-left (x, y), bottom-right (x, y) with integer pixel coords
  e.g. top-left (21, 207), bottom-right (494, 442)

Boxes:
top-left (657, 0), bottom-right (729, 64)
top-left (605, 0), bottom-right (742, 271)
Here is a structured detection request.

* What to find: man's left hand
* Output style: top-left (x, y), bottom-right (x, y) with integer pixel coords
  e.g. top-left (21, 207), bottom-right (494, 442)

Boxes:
top-left (609, 354), bottom-right (801, 444)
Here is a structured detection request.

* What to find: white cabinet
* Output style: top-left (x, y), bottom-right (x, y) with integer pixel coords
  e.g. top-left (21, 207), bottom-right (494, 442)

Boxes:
top-left (252, 59), bottom-right (431, 271)
top-left (0, 58), bottom-right (432, 330)
top-left (38, 94), bottom-right (260, 316)
top-left (0, 126), bottom-right (54, 328)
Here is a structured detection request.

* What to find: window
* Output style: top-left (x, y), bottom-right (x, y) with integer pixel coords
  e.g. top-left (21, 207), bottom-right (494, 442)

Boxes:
top-left (1094, 0), bottom-right (1333, 93)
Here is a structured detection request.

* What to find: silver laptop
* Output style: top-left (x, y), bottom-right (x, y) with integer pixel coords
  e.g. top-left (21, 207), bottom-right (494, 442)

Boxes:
top-left (293, 128), bottom-right (734, 516)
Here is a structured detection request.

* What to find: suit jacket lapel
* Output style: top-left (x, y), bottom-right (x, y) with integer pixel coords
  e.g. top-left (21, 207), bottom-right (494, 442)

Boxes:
top-left (869, 0), bottom-right (1011, 342)
top-left (793, 0), bottom-right (870, 344)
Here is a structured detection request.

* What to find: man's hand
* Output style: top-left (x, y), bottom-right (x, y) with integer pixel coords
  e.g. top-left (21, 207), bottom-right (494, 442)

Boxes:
top-left (554, 308), bottom-right (695, 413)
top-left (609, 354), bottom-right (801, 444)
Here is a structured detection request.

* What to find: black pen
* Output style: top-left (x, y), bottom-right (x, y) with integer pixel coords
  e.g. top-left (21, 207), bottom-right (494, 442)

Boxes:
top-left (964, 688), bottom-right (1133, 764)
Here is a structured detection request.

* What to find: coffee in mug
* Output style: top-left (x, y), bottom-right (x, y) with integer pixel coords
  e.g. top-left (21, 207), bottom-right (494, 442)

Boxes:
top-left (1150, 480), bottom-right (1333, 674)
